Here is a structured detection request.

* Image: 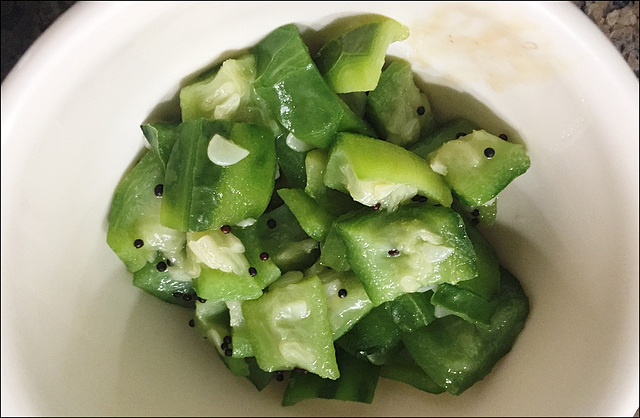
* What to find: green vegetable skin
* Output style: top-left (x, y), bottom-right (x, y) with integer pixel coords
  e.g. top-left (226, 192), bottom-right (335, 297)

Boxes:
top-left (315, 16), bottom-right (409, 93)
top-left (161, 119), bottom-right (277, 232)
top-left (106, 16), bottom-right (531, 407)
top-left (250, 24), bottom-right (374, 149)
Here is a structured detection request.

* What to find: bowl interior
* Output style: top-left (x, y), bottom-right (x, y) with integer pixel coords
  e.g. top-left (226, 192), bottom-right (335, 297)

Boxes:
top-left (1, 2), bottom-right (638, 416)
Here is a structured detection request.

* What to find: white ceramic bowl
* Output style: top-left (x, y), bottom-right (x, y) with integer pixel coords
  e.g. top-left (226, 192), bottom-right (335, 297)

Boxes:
top-left (2, 2), bottom-right (638, 416)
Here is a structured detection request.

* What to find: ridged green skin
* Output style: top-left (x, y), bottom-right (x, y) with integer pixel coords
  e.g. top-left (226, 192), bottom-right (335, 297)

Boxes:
top-left (132, 253), bottom-right (195, 308)
top-left (324, 132), bottom-right (453, 208)
top-left (107, 151), bottom-right (185, 273)
top-left (402, 267), bottom-right (530, 395)
top-left (315, 16), bottom-right (409, 93)
top-left (251, 24), bottom-right (374, 149)
top-left (365, 58), bottom-right (436, 146)
top-left (242, 276), bottom-right (339, 380)
top-left (282, 346), bottom-right (380, 406)
top-left (409, 118), bottom-right (479, 160)
top-left (335, 204), bottom-right (477, 306)
top-left (429, 129), bottom-right (531, 206)
top-left (252, 204), bottom-right (320, 273)
top-left (277, 188), bottom-right (335, 242)
top-left (336, 302), bottom-right (403, 365)
top-left (160, 119), bottom-right (276, 232)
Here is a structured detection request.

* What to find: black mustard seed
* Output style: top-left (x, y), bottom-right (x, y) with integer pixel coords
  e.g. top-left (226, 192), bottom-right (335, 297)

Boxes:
top-left (338, 288), bottom-right (348, 298)
top-left (249, 267), bottom-right (257, 276)
top-left (499, 133), bottom-right (508, 141)
top-left (220, 225), bottom-right (231, 234)
top-left (260, 252), bottom-right (269, 261)
top-left (188, 319), bottom-right (195, 328)
top-left (388, 249), bottom-right (400, 256)
top-left (484, 147), bottom-right (495, 158)
top-left (156, 261), bottom-right (167, 272)
top-left (267, 218), bottom-right (277, 229)
top-left (154, 184), bottom-right (164, 197)
top-left (455, 132), bottom-right (466, 139)
top-left (133, 239), bottom-right (144, 248)
top-left (416, 106), bottom-right (425, 115)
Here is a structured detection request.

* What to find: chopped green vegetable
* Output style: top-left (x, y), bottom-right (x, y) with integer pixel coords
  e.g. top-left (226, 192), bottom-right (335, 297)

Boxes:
top-left (365, 58), bottom-right (437, 146)
top-left (315, 16), bottom-right (409, 93)
top-left (335, 204), bottom-right (478, 306)
top-left (251, 24), bottom-right (374, 149)
top-left (324, 132), bottom-right (453, 210)
top-left (429, 129), bottom-right (531, 206)
top-left (107, 14), bottom-right (531, 407)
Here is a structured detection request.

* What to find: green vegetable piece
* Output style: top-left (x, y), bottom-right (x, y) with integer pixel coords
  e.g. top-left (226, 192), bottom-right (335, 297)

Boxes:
top-left (304, 148), bottom-right (330, 203)
top-left (193, 299), bottom-right (232, 352)
top-left (318, 222), bottom-right (351, 272)
top-left (243, 276), bottom-right (340, 380)
top-left (304, 148), bottom-right (363, 217)
top-left (365, 59), bottom-right (436, 146)
top-left (251, 24), bottom-right (373, 149)
top-left (180, 54), bottom-right (279, 135)
top-left (193, 299), bottom-right (251, 377)
top-left (275, 133), bottom-right (308, 189)
top-left (132, 253), bottom-right (196, 308)
top-left (379, 350), bottom-right (445, 394)
top-left (401, 266), bottom-right (530, 395)
top-left (384, 290), bottom-right (437, 333)
top-left (409, 118), bottom-right (480, 160)
top-left (225, 300), bottom-right (254, 358)
top-left (429, 129), bottom-right (531, 206)
top-left (430, 283), bottom-right (500, 327)
top-left (335, 302), bottom-right (403, 365)
top-left (246, 356), bottom-right (274, 391)
top-left (324, 132), bottom-right (452, 211)
top-left (232, 225), bottom-right (282, 289)
top-left (160, 119), bottom-right (276, 232)
top-left (282, 346), bottom-right (380, 406)
top-left (454, 221), bottom-right (501, 300)
top-left (253, 204), bottom-right (320, 273)
top-left (315, 16), bottom-right (409, 93)
top-left (220, 353), bottom-right (251, 377)
top-left (181, 55), bottom-right (255, 122)
top-left (267, 270), bottom-right (305, 290)
top-left (338, 92), bottom-right (367, 118)
top-left (107, 151), bottom-right (186, 273)
top-left (335, 204), bottom-right (478, 306)
top-left (277, 188), bottom-right (335, 242)
top-left (192, 265), bottom-right (263, 302)
top-left (314, 266), bottom-right (374, 340)
top-left (452, 196), bottom-right (498, 227)
top-left (140, 121), bottom-right (181, 171)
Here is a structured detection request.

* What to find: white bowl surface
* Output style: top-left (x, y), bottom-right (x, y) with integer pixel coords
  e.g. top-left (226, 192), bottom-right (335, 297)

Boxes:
top-left (2, 1), bottom-right (638, 416)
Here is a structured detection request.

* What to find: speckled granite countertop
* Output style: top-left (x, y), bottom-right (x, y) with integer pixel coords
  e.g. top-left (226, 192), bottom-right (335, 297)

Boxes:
top-left (1, 1), bottom-right (638, 82)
